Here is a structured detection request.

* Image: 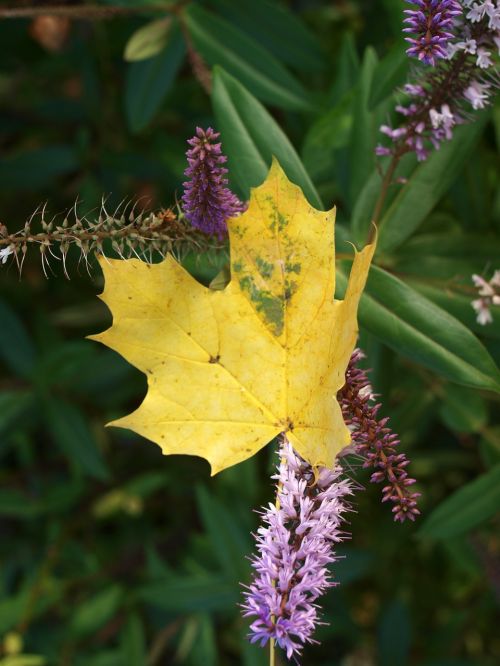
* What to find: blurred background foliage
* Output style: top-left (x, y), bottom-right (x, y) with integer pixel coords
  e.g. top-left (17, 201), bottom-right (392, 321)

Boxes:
top-left (0, 0), bottom-right (499, 664)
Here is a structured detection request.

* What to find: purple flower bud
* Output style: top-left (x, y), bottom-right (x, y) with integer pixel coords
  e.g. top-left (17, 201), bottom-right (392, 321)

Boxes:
top-left (181, 127), bottom-right (246, 239)
top-left (241, 439), bottom-right (354, 659)
top-left (403, 1), bottom-right (462, 65)
top-left (339, 350), bottom-right (421, 522)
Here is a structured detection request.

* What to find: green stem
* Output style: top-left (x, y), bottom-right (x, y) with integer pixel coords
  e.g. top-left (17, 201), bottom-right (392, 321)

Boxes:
top-left (270, 638), bottom-right (276, 666)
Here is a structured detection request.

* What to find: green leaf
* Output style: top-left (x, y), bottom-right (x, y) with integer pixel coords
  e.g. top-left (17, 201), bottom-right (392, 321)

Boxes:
top-left (301, 90), bottom-right (353, 183)
top-left (336, 264), bottom-right (500, 392)
top-left (121, 613), bottom-right (147, 666)
top-left (212, 67), bottom-right (322, 207)
top-left (0, 145), bottom-right (78, 191)
top-left (0, 301), bottom-right (36, 378)
top-left (418, 464), bottom-right (500, 539)
top-left (378, 600), bottom-right (411, 666)
top-left (381, 0), bottom-right (407, 36)
top-left (390, 232), bottom-right (500, 279)
top-left (34, 341), bottom-right (96, 387)
top-left (409, 279), bottom-right (500, 340)
top-left (70, 586), bottom-right (124, 637)
top-left (368, 43), bottom-right (408, 109)
top-left (124, 17), bottom-right (172, 62)
top-left (334, 547), bottom-right (374, 584)
top-left (187, 615), bottom-right (218, 666)
top-left (196, 486), bottom-right (251, 579)
top-left (0, 656), bottom-right (47, 666)
top-left (348, 47), bottom-right (379, 204)
top-left (210, 0), bottom-right (324, 72)
top-left (0, 489), bottom-right (39, 518)
top-left (0, 391), bottom-right (34, 437)
top-left (0, 482), bottom-right (83, 519)
top-left (44, 397), bottom-right (110, 481)
top-left (328, 32), bottom-right (360, 103)
top-left (377, 116), bottom-right (489, 253)
top-left (184, 5), bottom-right (313, 112)
top-left (439, 384), bottom-right (488, 433)
top-left (139, 576), bottom-right (238, 612)
top-left (125, 20), bottom-right (185, 132)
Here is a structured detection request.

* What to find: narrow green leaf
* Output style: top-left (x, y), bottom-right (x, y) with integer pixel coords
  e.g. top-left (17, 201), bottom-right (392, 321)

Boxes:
top-left (139, 576), bottom-right (238, 612)
top-left (124, 17), bottom-right (172, 62)
top-left (121, 613), bottom-right (147, 666)
top-left (184, 5), bottom-right (313, 112)
top-left (0, 301), bottom-right (36, 378)
top-left (0, 391), bottom-right (34, 436)
top-left (70, 586), bottom-right (124, 637)
top-left (34, 341), bottom-right (96, 387)
top-left (301, 90), bottom-right (353, 182)
top-left (212, 67), bottom-right (322, 207)
top-left (381, 0), bottom-right (407, 36)
top-left (336, 264), bottom-right (500, 392)
top-left (328, 32), bottom-right (360, 103)
top-left (377, 116), bottom-right (489, 253)
top-left (391, 231), bottom-right (500, 279)
top-left (439, 384), bottom-right (488, 433)
top-left (348, 47), bottom-right (378, 204)
top-left (0, 145), bottom-right (78, 191)
top-left (125, 20), bottom-right (185, 132)
top-left (368, 43), bottom-right (408, 109)
top-left (44, 397), bottom-right (110, 480)
top-left (418, 464), bottom-right (500, 539)
top-left (378, 600), bottom-right (411, 666)
top-left (211, 0), bottom-right (324, 72)
top-left (187, 615), bottom-right (218, 666)
top-left (196, 486), bottom-right (251, 579)
top-left (410, 279), bottom-right (500, 340)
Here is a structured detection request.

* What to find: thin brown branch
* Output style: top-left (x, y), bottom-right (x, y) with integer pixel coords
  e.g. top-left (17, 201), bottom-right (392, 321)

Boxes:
top-left (370, 156), bottom-right (400, 230)
top-left (179, 15), bottom-right (212, 93)
top-left (0, 4), bottom-right (164, 20)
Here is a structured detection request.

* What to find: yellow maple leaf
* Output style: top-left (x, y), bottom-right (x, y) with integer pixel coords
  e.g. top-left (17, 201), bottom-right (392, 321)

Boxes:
top-left (91, 161), bottom-right (375, 474)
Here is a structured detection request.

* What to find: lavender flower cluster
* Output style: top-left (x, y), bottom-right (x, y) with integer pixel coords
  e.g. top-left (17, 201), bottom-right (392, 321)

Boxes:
top-left (339, 350), bottom-right (421, 523)
top-left (241, 439), bottom-right (354, 660)
top-left (404, 0), bottom-right (462, 65)
top-left (181, 126), bottom-right (246, 239)
top-left (377, 0), bottom-right (500, 161)
top-left (471, 270), bottom-right (500, 324)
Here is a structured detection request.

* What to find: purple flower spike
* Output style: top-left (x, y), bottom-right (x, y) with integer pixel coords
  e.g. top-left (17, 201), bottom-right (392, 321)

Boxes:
top-left (339, 350), bottom-right (421, 523)
top-left (403, 0), bottom-right (462, 65)
top-left (182, 127), bottom-right (246, 239)
top-left (241, 439), bottom-right (354, 660)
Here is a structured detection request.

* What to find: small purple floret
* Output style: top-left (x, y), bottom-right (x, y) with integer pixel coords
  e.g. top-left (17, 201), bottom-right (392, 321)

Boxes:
top-left (181, 127), bottom-right (246, 239)
top-left (241, 439), bottom-right (353, 660)
top-left (403, 0), bottom-right (462, 65)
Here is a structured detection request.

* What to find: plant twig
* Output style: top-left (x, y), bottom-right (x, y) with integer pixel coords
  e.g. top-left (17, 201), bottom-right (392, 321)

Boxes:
top-left (0, 203), bottom-right (226, 277)
top-left (0, 4), bottom-right (160, 19)
top-left (368, 154), bottom-right (401, 244)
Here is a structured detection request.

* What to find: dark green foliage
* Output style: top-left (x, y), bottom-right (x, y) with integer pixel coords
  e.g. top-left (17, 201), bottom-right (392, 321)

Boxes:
top-left (0, 1), bottom-right (498, 664)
